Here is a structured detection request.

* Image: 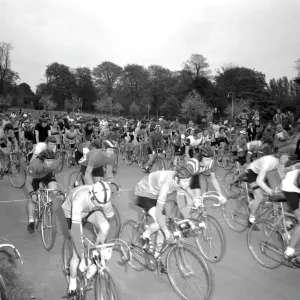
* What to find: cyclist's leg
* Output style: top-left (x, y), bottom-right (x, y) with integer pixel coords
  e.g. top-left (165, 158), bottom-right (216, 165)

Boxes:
top-left (87, 210), bottom-right (110, 244)
top-left (69, 244), bottom-right (80, 295)
top-left (248, 187), bottom-right (264, 224)
top-left (27, 178), bottom-right (40, 231)
top-left (145, 147), bottom-right (154, 170)
top-left (47, 180), bottom-right (63, 210)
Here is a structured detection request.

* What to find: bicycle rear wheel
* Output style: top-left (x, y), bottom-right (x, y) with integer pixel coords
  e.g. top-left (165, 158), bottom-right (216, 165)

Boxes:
top-left (95, 269), bottom-right (119, 300)
top-left (222, 196), bottom-right (249, 232)
top-left (167, 243), bottom-right (211, 300)
top-left (41, 204), bottom-right (56, 250)
top-left (222, 152), bottom-right (235, 170)
top-left (194, 215), bottom-right (225, 263)
top-left (69, 171), bottom-right (84, 191)
top-left (118, 220), bottom-right (148, 271)
top-left (247, 219), bottom-right (284, 268)
top-left (8, 162), bottom-right (26, 188)
top-left (0, 273), bottom-right (10, 300)
top-left (66, 152), bottom-right (72, 168)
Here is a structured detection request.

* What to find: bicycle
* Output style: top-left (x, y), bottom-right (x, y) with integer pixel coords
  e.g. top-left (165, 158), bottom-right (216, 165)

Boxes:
top-left (56, 143), bottom-right (67, 172)
top-left (119, 213), bottom-right (212, 300)
top-left (142, 148), bottom-right (167, 173)
top-left (62, 236), bottom-right (130, 300)
top-left (0, 237), bottom-right (23, 300)
top-left (0, 151), bottom-right (26, 188)
top-left (247, 194), bottom-right (299, 269)
top-left (65, 142), bottom-right (77, 168)
top-left (19, 140), bottom-right (33, 163)
top-left (32, 182), bottom-right (66, 250)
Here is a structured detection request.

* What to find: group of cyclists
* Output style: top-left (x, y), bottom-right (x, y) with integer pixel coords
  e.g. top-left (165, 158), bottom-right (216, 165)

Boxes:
top-left (1, 109), bottom-right (300, 298)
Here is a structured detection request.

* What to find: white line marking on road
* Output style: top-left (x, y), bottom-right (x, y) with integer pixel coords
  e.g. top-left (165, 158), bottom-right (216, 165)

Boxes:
top-left (0, 188), bottom-right (134, 204)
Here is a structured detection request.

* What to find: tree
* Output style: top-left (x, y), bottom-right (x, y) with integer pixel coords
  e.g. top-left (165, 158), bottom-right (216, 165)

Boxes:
top-left (0, 94), bottom-right (12, 111)
top-left (160, 95), bottom-right (181, 119)
top-left (94, 95), bottom-right (113, 114)
top-left (180, 90), bottom-right (211, 122)
top-left (129, 102), bottom-right (139, 117)
top-left (183, 54), bottom-right (211, 79)
top-left (295, 58), bottom-right (300, 76)
top-left (38, 94), bottom-right (57, 111)
top-left (113, 102), bottom-right (124, 115)
top-left (92, 62), bottom-right (122, 96)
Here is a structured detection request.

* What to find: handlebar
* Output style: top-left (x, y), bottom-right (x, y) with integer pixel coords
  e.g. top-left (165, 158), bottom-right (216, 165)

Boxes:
top-left (0, 241), bottom-right (23, 264)
top-left (195, 191), bottom-right (225, 207)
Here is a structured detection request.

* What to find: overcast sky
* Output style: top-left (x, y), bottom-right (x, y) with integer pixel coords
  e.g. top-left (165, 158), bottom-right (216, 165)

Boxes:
top-left (1, 0), bottom-right (300, 92)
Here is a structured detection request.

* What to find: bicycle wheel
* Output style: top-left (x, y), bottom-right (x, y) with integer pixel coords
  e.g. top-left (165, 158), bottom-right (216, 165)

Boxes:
top-left (8, 162), bottom-right (26, 188)
top-left (222, 196), bottom-right (249, 232)
top-left (222, 152), bottom-right (235, 170)
top-left (62, 237), bottom-right (86, 300)
top-left (69, 171), bottom-right (84, 191)
top-left (247, 219), bottom-right (284, 268)
top-left (194, 215), bottom-right (225, 263)
top-left (118, 220), bottom-right (147, 271)
top-left (66, 152), bottom-right (72, 168)
top-left (216, 153), bottom-right (223, 168)
top-left (0, 273), bottom-right (10, 300)
top-left (125, 150), bottom-right (133, 165)
top-left (223, 171), bottom-right (243, 197)
top-left (167, 243), bottom-right (211, 300)
top-left (199, 173), bottom-right (208, 193)
top-left (93, 204), bottom-right (120, 241)
top-left (119, 143), bottom-right (125, 160)
top-left (154, 157), bottom-right (166, 171)
top-left (41, 204), bottom-right (56, 250)
top-left (113, 155), bottom-right (119, 175)
top-left (95, 269), bottom-right (119, 300)
top-left (57, 152), bottom-right (64, 172)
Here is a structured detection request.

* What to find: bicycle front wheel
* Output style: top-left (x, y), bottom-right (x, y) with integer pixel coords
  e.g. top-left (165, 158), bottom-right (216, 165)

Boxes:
top-left (0, 273), bottom-right (10, 300)
top-left (167, 243), bottom-right (211, 300)
top-left (41, 204), bottom-right (56, 250)
top-left (66, 152), bottom-right (72, 168)
top-left (155, 157), bottom-right (166, 171)
top-left (247, 219), bottom-right (284, 268)
top-left (194, 215), bottom-right (225, 263)
top-left (223, 171), bottom-right (243, 197)
top-left (95, 269), bottom-right (119, 300)
top-left (222, 196), bottom-right (249, 232)
top-left (69, 171), bottom-right (84, 191)
top-left (8, 162), bottom-right (26, 188)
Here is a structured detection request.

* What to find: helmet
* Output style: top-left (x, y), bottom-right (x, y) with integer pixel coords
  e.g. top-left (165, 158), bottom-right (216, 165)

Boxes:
top-left (46, 136), bottom-right (57, 144)
top-left (103, 140), bottom-right (117, 149)
top-left (187, 158), bottom-right (200, 174)
top-left (261, 136), bottom-right (273, 145)
top-left (38, 149), bottom-right (56, 160)
top-left (198, 146), bottom-right (213, 158)
top-left (90, 181), bottom-right (112, 204)
top-left (175, 165), bottom-right (192, 179)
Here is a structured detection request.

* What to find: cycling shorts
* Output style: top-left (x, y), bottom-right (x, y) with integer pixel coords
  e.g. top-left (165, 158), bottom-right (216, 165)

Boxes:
top-left (32, 173), bottom-right (57, 192)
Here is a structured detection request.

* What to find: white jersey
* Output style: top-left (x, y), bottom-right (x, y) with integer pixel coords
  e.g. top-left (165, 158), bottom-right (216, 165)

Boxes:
top-left (62, 185), bottom-right (113, 223)
top-left (31, 142), bottom-right (57, 156)
top-left (185, 135), bottom-right (203, 148)
top-left (249, 155), bottom-right (279, 174)
top-left (281, 170), bottom-right (300, 194)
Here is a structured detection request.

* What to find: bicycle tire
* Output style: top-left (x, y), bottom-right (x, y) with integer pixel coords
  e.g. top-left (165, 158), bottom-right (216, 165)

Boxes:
top-left (0, 273), bottom-right (10, 300)
top-left (125, 150), bottom-right (134, 165)
top-left (216, 153), bottom-right (224, 168)
top-left (66, 152), bottom-right (72, 168)
top-left (113, 155), bottom-right (119, 175)
top-left (222, 152), bottom-right (235, 170)
top-left (8, 162), bottom-right (26, 188)
top-left (222, 196), bottom-right (249, 232)
top-left (93, 204), bottom-right (120, 241)
top-left (199, 173), bottom-right (208, 193)
top-left (194, 215), bottom-right (225, 263)
top-left (41, 204), bottom-right (56, 250)
top-left (62, 237), bottom-right (86, 300)
top-left (95, 269), bottom-right (119, 300)
top-left (118, 220), bottom-right (147, 271)
top-left (223, 171), bottom-right (243, 197)
top-left (155, 157), bottom-right (166, 171)
top-left (166, 243), bottom-right (211, 300)
top-left (247, 219), bottom-right (284, 269)
top-left (69, 171), bottom-right (84, 191)
top-left (56, 152), bottom-right (64, 173)
top-left (119, 144), bottom-right (126, 160)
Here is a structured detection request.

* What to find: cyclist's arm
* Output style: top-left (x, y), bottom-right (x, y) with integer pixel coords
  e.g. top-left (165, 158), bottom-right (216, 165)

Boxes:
top-left (25, 170), bottom-right (35, 195)
top-left (84, 165), bottom-right (94, 185)
top-left (210, 172), bottom-right (223, 196)
top-left (35, 130), bottom-right (39, 143)
top-left (105, 164), bottom-right (114, 178)
top-left (176, 192), bottom-right (191, 219)
top-left (149, 134), bottom-right (154, 152)
top-left (256, 168), bottom-right (272, 194)
top-left (246, 151), bottom-right (253, 164)
top-left (47, 129), bottom-right (51, 138)
top-left (160, 134), bottom-right (165, 150)
top-left (155, 187), bottom-right (169, 228)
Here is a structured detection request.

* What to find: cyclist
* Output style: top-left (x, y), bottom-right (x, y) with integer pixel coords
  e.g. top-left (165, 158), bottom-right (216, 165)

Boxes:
top-left (20, 119), bottom-right (35, 160)
top-left (64, 122), bottom-right (78, 161)
top-left (232, 130), bottom-right (248, 168)
top-left (184, 128), bottom-right (204, 160)
top-left (246, 137), bottom-right (273, 164)
top-left (80, 140), bottom-right (117, 185)
top-left (246, 151), bottom-right (290, 227)
top-left (134, 166), bottom-right (194, 273)
top-left (83, 122), bottom-right (95, 142)
top-left (62, 180), bottom-right (118, 297)
top-left (25, 149), bottom-right (61, 233)
top-left (144, 124), bottom-right (165, 173)
top-left (281, 169), bottom-right (300, 267)
top-left (29, 136), bottom-right (57, 162)
top-left (187, 146), bottom-right (227, 202)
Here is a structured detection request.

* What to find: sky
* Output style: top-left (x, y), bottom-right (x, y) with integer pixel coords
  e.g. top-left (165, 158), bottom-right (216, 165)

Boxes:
top-left (1, 0), bottom-right (300, 92)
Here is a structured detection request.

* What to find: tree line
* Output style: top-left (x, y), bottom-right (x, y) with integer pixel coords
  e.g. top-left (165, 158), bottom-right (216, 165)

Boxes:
top-left (1, 41), bottom-right (300, 122)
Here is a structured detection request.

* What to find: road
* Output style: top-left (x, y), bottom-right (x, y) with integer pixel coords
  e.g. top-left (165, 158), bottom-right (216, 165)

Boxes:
top-left (0, 158), bottom-right (299, 300)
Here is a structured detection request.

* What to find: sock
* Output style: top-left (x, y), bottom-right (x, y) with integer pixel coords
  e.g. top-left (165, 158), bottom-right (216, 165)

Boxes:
top-left (69, 277), bottom-right (77, 291)
top-left (284, 247), bottom-right (295, 256)
top-left (28, 217), bottom-right (34, 223)
top-left (249, 215), bottom-right (255, 223)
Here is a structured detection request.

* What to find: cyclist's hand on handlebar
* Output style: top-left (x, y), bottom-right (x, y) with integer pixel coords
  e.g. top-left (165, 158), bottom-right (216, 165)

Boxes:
top-left (162, 228), bottom-right (174, 244)
top-left (218, 195), bottom-right (227, 204)
top-left (193, 197), bottom-right (204, 208)
top-left (31, 194), bottom-right (38, 203)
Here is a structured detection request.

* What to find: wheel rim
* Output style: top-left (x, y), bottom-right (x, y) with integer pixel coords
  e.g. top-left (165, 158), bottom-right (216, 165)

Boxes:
top-left (41, 205), bottom-right (56, 250)
top-left (8, 163), bottom-right (26, 188)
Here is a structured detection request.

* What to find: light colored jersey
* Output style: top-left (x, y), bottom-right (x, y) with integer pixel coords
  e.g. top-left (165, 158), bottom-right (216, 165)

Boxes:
top-left (185, 135), bottom-right (203, 148)
top-left (281, 170), bottom-right (300, 194)
top-left (32, 142), bottom-right (56, 156)
top-left (135, 171), bottom-right (184, 205)
top-left (247, 140), bottom-right (262, 153)
top-left (249, 155), bottom-right (279, 174)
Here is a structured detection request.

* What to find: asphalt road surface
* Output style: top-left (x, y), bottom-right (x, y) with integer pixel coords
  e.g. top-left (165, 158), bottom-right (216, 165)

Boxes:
top-left (0, 158), bottom-right (299, 300)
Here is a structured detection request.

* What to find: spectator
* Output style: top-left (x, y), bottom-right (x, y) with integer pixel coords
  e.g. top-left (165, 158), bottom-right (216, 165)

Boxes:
top-left (2, 114), bottom-right (10, 126)
top-left (274, 124), bottom-right (289, 148)
top-left (252, 110), bottom-right (260, 130)
top-left (35, 118), bottom-right (51, 143)
top-left (208, 122), bottom-right (214, 137)
top-left (206, 111), bottom-right (213, 124)
top-left (295, 138), bottom-right (300, 160)
top-left (212, 107), bottom-right (220, 123)
top-left (0, 118), bottom-right (4, 130)
top-left (247, 123), bottom-right (256, 141)
top-left (212, 120), bottom-right (220, 133)
top-left (273, 108), bottom-right (286, 125)
top-left (262, 123), bottom-right (275, 139)
top-left (238, 110), bottom-right (249, 127)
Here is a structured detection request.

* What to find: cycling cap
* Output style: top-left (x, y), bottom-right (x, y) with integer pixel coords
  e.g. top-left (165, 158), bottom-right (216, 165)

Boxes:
top-left (199, 146), bottom-right (213, 158)
top-left (91, 181), bottom-right (112, 204)
top-left (103, 140), bottom-right (117, 149)
top-left (175, 165), bottom-right (192, 179)
top-left (46, 136), bottom-right (57, 144)
top-left (38, 149), bottom-right (56, 160)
